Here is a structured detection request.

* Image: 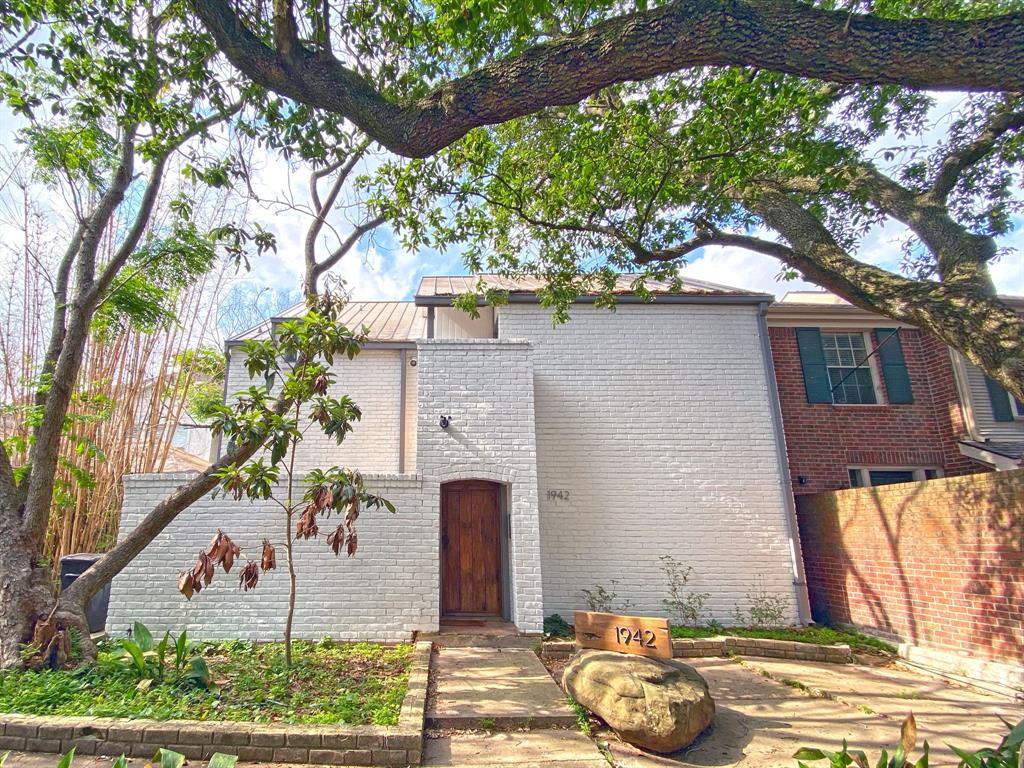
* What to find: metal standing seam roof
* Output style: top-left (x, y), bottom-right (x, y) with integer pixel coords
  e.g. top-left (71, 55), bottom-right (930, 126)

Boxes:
top-left (228, 301), bottom-right (426, 343)
top-left (415, 273), bottom-right (757, 299)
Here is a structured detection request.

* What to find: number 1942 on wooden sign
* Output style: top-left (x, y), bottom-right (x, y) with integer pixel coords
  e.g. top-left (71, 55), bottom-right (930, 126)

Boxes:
top-left (574, 611), bottom-right (673, 660)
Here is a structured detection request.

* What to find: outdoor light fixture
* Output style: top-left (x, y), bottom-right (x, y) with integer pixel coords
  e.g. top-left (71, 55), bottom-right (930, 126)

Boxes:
top-left (439, 415), bottom-right (452, 429)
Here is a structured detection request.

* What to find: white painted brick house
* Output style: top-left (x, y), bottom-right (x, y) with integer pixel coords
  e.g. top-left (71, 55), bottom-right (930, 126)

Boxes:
top-left (107, 275), bottom-right (810, 640)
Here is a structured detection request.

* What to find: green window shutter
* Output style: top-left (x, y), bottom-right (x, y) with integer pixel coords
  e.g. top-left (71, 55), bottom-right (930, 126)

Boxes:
top-left (984, 376), bottom-right (1015, 422)
top-left (795, 327), bottom-right (832, 403)
top-left (874, 328), bottom-right (913, 404)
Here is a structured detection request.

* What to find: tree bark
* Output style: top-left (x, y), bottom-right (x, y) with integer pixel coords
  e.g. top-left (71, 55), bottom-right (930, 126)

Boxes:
top-left (191, 0), bottom-right (1024, 158)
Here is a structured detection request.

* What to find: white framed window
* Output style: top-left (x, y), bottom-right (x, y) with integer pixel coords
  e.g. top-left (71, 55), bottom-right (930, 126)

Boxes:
top-left (821, 331), bottom-right (883, 405)
top-left (848, 467), bottom-right (942, 488)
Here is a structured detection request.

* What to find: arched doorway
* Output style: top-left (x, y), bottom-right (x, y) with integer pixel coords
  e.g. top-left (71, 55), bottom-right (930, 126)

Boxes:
top-left (440, 480), bottom-right (504, 617)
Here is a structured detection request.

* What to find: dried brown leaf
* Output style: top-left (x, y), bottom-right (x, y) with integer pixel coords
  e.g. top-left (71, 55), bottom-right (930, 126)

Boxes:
top-left (327, 525), bottom-right (345, 556)
top-left (261, 539), bottom-right (277, 571)
top-left (239, 561), bottom-right (259, 591)
top-left (178, 571), bottom-right (194, 600)
top-left (347, 530), bottom-right (358, 556)
top-left (899, 713), bottom-right (917, 757)
top-left (206, 529), bottom-right (223, 558)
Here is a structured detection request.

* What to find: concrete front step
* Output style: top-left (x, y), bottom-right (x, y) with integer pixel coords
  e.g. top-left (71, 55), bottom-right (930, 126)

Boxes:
top-left (418, 632), bottom-right (541, 649)
top-left (427, 647), bottom-right (577, 731)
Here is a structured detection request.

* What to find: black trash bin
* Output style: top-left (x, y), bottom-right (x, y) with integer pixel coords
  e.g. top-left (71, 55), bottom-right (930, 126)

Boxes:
top-left (58, 554), bottom-right (111, 634)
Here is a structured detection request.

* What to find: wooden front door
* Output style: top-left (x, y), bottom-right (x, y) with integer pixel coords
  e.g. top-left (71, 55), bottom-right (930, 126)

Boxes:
top-left (441, 481), bottom-right (502, 617)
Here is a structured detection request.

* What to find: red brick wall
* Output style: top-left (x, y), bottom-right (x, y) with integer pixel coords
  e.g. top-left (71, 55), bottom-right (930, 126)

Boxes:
top-left (796, 470), bottom-right (1024, 663)
top-left (769, 326), bottom-right (983, 495)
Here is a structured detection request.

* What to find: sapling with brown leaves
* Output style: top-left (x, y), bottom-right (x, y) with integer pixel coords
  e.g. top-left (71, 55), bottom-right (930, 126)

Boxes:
top-left (177, 294), bottom-right (394, 668)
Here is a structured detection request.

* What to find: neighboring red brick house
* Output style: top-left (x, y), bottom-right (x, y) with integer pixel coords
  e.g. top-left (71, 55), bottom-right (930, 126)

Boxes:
top-left (766, 292), bottom-right (1024, 494)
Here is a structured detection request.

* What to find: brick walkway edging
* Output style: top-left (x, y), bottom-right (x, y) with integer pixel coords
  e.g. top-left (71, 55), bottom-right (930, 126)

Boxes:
top-left (541, 636), bottom-right (853, 664)
top-left (0, 640), bottom-right (433, 766)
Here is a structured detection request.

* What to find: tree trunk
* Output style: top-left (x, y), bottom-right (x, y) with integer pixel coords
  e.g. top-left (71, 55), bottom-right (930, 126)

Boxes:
top-left (0, 510), bottom-right (56, 668)
top-left (284, 506), bottom-right (296, 670)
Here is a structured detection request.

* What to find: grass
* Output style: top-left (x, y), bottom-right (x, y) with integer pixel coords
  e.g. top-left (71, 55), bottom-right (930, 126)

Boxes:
top-left (567, 697), bottom-right (592, 736)
top-left (669, 624), bottom-right (896, 654)
top-left (0, 639), bottom-right (412, 726)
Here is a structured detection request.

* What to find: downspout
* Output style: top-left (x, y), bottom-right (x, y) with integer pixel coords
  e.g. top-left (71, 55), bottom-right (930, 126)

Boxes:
top-left (757, 302), bottom-right (812, 624)
top-left (398, 349), bottom-right (407, 473)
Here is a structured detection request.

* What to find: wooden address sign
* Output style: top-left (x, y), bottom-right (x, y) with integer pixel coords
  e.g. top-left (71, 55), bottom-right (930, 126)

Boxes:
top-left (574, 611), bottom-right (672, 660)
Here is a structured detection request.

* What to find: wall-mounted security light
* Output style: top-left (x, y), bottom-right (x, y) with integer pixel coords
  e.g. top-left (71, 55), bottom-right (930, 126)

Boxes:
top-left (439, 415), bottom-right (452, 429)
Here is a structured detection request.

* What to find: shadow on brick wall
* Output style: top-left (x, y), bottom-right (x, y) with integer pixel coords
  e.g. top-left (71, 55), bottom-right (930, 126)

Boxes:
top-left (795, 470), bottom-right (1023, 662)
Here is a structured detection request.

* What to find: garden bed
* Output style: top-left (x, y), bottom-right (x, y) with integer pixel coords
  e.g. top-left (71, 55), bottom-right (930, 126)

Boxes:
top-left (0, 639), bottom-right (433, 766)
top-left (669, 625), bottom-right (895, 654)
top-left (0, 639), bottom-right (412, 726)
top-left (541, 625), bottom-right (893, 664)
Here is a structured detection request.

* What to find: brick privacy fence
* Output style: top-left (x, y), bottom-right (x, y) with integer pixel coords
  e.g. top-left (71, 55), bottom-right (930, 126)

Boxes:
top-left (796, 470), bottom-right (1023, 664)
top-left (769, 327), bottom-right (982, 495)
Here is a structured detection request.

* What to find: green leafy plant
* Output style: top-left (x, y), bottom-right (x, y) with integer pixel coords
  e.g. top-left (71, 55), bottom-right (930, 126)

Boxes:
top-left (543, 614), bottom-right (573, 639)
top-left (578, 581), bottom-right (631, 613)
top-left (734, 575), bottom-right (789, 628)
top-left (116, 622), bottom-right (209, 689)
top-left (659, 555), bottom-right (710, 627)
top-left (794, 713), bottom-right (1024, 768)
top-left (950, 715), bottom-right (1023, 768)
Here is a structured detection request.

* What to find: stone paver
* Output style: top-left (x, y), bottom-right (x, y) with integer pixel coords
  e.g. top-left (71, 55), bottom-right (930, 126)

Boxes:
top-left (424, 731), bottom-right (606, 767)
top-left (427, 647), bottom-right (576, 729)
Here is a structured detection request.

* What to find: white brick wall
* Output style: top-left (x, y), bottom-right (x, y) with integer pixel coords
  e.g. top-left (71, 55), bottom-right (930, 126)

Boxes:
top-left (111, 301), bottom-right (799, 639)
top-left (106, 472), bottom-right (435, 641)
top-left (497, 303), bottom-right (802, 624)
top-left (414, 339), bottom-right (544, 633)
top-left (224, 347), bottom-right (408, 473)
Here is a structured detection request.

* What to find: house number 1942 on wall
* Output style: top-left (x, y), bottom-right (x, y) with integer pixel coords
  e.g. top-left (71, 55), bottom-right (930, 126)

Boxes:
top-left (546, 489), bottom-right (570, 501)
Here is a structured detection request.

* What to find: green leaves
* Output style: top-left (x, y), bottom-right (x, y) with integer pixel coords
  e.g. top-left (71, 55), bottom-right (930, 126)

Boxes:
top-left (152, 748), bottom-right (186, 768)
top-left (793, 713), bottom-right (1024, 768)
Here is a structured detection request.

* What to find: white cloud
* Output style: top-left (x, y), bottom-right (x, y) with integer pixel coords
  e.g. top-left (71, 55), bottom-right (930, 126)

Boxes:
top-left (680, 246), bottom-right (819, 299)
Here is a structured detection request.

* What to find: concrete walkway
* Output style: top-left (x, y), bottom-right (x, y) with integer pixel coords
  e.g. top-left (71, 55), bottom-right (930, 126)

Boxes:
top-left (605, 656), bottom-right (1021, 768)
top-left (426, 647), bottom-right (577, 730)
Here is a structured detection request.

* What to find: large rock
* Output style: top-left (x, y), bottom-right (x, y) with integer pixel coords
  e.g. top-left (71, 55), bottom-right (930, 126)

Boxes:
top-left (563, 649), bottom-right (714, 753)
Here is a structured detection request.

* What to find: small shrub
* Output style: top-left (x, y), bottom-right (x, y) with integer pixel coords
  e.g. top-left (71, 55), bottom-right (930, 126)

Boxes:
top-left (117, 622), bottom-right (210, 689)
top-left (734, 575), bottom-right (788, 628)
top-left (578, 580), bottom-right (632, 613)
top-left (659, 555), bottom-right (710, 626)
top-left (543, 614), bottom-right (573, 639)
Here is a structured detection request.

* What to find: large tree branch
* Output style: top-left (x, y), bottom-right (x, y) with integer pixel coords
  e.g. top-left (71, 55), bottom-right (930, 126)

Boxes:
top-left (191, 0), bottom-right (1024, 158)
top-left (305, 214), bottom-right (385, 295)
top-left (304, 140), bottom-right (370, 292)
top-left (930, 102), bottom-right (1024, 202)
top-left (747, 188), bottom-right (1024, 401)
top-left (630, 230), bottom-right (795, 264)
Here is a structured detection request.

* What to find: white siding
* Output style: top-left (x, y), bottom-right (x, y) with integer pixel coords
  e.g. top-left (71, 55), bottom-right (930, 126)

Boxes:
top-left (434, 306), bottom-right (494, 339)
top-left (497, 303), bottom-right (801, 625)
top-left (957, 352), bottom-right (1024, 441)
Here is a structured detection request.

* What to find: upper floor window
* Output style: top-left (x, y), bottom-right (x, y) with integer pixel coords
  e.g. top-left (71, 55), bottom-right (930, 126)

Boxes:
top-left (821, 332), bottom-right (878, 405)
top-left (984, 376), bottom-right (1024, 422)
top-left (795, 327), bottom-right (912, 406)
